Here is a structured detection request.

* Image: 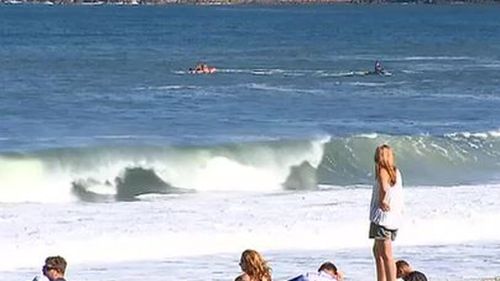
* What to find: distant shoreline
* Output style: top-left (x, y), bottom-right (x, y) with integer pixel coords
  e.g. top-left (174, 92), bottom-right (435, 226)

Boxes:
top-left (2, 0), bottom-right (499, 5)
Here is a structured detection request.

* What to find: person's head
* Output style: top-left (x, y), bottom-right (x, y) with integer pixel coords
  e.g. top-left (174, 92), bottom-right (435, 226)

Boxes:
top-left (43, 256), bottom-right (67, 281)
top-left (239, 249), bottom-right (272, 281)
top-left (374, 144), bottom-right (397, 186)
top-left (318, 262), bottom-right (339, 279)
top-left (375, 61), bottom-right (382, 70)
top-left (396, 260), bottom-right (412, 278)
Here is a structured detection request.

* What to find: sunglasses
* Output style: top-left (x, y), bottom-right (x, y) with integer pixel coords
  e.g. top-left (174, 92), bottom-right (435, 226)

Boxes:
top-left (42, 265), bottom-right (56, 272)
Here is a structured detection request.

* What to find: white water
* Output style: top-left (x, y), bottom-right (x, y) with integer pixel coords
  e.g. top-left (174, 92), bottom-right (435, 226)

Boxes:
top-left (1, 184), bottom-right (499, 280)
top-left (0, 138), bottom-right (327, 203)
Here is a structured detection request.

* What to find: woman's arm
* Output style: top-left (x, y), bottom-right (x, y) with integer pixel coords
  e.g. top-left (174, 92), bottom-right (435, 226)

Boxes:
top-left (377, 168), bottom-right (391, 212)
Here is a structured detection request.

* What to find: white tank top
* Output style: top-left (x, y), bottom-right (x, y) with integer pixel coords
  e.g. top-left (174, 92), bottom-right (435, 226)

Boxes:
top-left (369, 169), bottom-right (404, 230)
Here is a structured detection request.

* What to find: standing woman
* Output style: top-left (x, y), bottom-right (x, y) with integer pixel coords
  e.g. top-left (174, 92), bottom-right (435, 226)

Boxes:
top-left (235, 249), bottom-right (272, 281)
top-left (369, 144), bottom-right (404, 281)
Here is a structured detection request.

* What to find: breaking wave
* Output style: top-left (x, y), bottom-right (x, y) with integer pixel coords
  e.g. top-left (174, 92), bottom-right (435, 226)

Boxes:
top-left (0, 138), bottom-right (327, 203)
top-left (1, 131), bottom-right (500, 203)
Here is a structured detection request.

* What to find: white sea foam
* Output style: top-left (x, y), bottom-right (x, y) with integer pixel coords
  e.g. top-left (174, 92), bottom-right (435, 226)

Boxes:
top-left (172, 70), bottom-right (187, 74)
top-left (346, 82), bottom-right (386, 87)
top-left (0, 138), bottom-right (329, 202)
top-left (218, 68), bottom-right (318, 77)
top-left (445, 130), bottom-right (500, 139)
top-left (1, 184), bottom-right (498, 272)
top-left (136, 85), bottom-right (201, 91)
top-left (0, 157), bottom-right (75, 203)
top-left (398, 56), bottom-right (473, 61)
top-left (218, 68), bottom-right (288, 76)
top-left (3, 133), bottom-right (500, 203)
top-left (401, 69), bottom-right (421, 74)
top-left (356, 133), bottom-right (379, 139)
top-left (319, 71), bottom-right (359, 77)
top-left (245, 83), bottom-right (324, 95)
top-left (489, 129), bottom-right (500, 137)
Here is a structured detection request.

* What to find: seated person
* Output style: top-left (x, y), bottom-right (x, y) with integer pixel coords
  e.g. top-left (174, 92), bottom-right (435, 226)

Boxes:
top-left (374, 60), bottom-right (384, 74)
top-left (189, 63), bottom-right (216, 74)
top-left (288, 261), bottom-right (343, 281)
top-left (235, 249), bottom-right (272, 281)
top-left (188, 63), bottom-right (203, 74)
top-left (396, 260), bottom-right (427, 281)
top-left (201, 63), bottom-right (216, 74)
top-left (42, 256), bottom-right (68, 281)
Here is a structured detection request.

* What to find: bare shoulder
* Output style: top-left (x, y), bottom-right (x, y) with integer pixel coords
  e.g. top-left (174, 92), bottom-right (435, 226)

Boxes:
top-left (379, 167), bottom-right (390, 179)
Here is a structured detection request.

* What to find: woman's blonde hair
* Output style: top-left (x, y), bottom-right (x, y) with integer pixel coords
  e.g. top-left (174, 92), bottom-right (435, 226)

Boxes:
top-left (240, 249), bottom-right (272, 281)
top-left (374, 144), bottom-right (397, 186)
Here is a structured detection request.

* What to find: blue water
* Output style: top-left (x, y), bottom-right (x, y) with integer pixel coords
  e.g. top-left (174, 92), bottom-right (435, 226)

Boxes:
top-left (1, 5), bottom-right (500, 196)
top-left (1, 6), bottom-right (500, 280)
top-left (2, 5), bottom-right (500, 148)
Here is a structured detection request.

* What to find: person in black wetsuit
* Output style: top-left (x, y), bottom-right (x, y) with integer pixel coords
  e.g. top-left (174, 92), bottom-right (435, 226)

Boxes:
top-left (396, 260), bottom-right (428, 281)
top-left (374, 60), bottom-right (385, 75)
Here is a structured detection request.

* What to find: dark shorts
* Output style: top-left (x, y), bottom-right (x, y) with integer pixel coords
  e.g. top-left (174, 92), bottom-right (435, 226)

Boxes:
top-left (369, 222), bottom-right (398, 241)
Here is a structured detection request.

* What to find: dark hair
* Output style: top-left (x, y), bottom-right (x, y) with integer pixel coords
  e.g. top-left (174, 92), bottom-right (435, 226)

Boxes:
top-left (45, 256), bottom-right (67, 275)
top-left (318, 262), bottom-right (337, 274)
top-left (396, 260), bottom-right (410, 269)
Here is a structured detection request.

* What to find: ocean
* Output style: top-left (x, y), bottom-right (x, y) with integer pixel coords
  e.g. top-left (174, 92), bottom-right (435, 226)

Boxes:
top-left (1, 4), bottom-right (499, 281)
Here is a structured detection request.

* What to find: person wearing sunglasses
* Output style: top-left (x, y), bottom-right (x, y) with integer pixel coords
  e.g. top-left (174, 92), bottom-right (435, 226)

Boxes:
top-left (42, 256), bottom-right (68, 281)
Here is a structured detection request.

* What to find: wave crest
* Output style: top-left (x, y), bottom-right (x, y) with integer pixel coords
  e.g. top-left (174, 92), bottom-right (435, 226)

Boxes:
top-left (1, 132), bottom-right (500, 203)
top-left (0, 138), bottom-right (327, 203)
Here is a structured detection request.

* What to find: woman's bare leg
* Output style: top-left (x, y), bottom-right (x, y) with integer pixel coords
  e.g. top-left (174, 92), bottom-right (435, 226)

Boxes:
top-left (381, 239), bottom-right (396, 281)
top-left (373, 240), bottom-right (387, 281)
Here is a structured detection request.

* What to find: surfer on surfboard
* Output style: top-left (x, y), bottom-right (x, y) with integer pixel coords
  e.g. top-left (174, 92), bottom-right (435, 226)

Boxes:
top-left (189, 63), bottom-right (217, 74)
